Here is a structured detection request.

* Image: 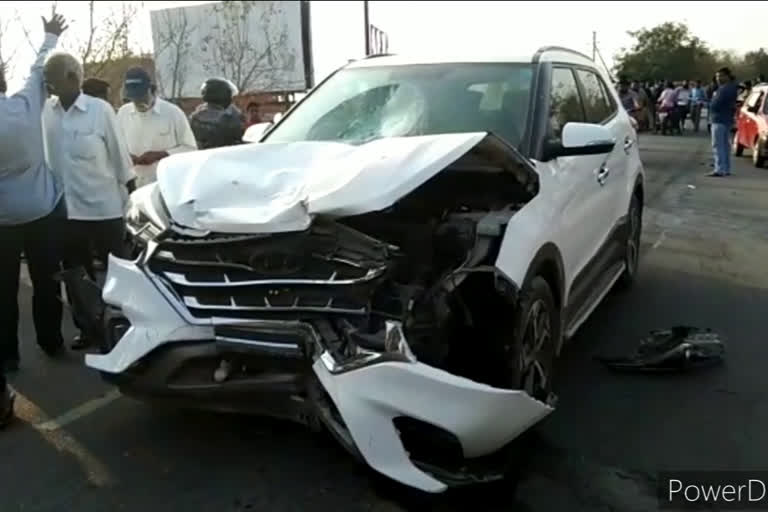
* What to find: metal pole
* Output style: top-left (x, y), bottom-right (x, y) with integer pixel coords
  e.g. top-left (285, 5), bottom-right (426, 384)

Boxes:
top-left (364, 0), bottom-right (371, 56)
top-left (592, 31), bottom-right (596, 61)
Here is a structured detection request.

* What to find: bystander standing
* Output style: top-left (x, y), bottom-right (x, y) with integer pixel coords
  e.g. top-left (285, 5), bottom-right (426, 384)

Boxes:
top-left (42, 52), bottom-right (136, 349)
top-left (707, 67), bottom-right (739, 177)
top-left (189, 78), bottom-right (246, 149)
top-left (116, 68), bottom-right (197, 188)
top-left (0, 11), bottom-right (68, 427)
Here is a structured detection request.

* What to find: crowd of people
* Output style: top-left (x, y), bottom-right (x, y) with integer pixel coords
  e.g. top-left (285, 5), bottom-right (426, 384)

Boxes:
top-left (0, 12), bottom-right (254, 426)
top-left (618, 69), bottom-right (746, 177)
top-left (617, 74), bottom-right (762, 137)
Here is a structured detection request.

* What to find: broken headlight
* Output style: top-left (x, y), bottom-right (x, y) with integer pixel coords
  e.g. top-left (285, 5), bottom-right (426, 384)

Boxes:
top-left (125, 199), bottom-right (163, 246)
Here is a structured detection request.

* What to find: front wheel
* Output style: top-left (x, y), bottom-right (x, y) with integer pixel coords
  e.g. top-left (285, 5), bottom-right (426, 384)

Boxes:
top-left (507, 276), bottom-right (559, 404)
top-left (616, 192), bottom-right (642, 289)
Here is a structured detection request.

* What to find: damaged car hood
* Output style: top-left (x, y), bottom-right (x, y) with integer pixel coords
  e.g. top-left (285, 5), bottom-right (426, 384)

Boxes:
top-left (155, 133), bottom-right (537, 234)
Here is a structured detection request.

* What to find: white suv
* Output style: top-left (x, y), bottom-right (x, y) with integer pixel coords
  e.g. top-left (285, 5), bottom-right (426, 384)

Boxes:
top-left (86, 47), bottom-right (644, 493)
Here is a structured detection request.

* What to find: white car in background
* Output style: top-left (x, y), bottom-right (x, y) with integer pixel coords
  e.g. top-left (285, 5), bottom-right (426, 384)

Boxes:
top-left (86, 47), bottom-right (644, 493)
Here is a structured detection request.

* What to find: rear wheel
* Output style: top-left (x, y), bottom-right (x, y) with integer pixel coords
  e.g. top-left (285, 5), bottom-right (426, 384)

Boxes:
top-left (732, 131), bottom-right (745, 156)
top-left (617, 192), bottom-right (642, 289)
top-left (753, 138), bottom-right (765, 168)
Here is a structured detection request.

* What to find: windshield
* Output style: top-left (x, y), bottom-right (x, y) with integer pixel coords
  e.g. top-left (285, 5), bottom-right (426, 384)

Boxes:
top-left (264, 63), bottom-right (534, 148)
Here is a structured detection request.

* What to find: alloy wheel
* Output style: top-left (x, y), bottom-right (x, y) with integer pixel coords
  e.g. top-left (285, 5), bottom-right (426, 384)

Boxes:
top-left (626, 201), bottom-right (641, 276)
top-left (519, 299), bottom-right (553, 400)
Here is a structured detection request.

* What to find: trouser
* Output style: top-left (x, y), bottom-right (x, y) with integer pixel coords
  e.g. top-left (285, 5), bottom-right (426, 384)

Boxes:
top-left (711, 123), bottom-right (732, 175)
top-left (691, 103), bottom-right (703, 132)
top-left (62, 217), bottom-right (127, 280)
top-left (0, 199), bottom-right (66, 363)
top-left (62, 217), bottom-right (126, 338)
top-left (677, 105), bottom-right (689, 131)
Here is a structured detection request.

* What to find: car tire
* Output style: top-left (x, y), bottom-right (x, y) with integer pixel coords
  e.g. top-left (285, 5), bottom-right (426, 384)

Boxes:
top-left (753, 139), bottom-right (765, 168)
top-left (507, 275), bottom-right (559, 404)
top-left (616, 192), bottom-right (642, 290)
top-left (732, 132), bottom-right (745, 156)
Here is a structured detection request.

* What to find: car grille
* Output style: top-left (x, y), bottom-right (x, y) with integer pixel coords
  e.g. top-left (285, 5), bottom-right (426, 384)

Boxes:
top-left (148, 229), bottom-right (390, 320)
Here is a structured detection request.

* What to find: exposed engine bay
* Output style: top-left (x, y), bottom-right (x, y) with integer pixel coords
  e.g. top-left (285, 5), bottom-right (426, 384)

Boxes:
top-left (144, 137), bottom-right (534, 384)
top-left (84, 133), bottom-right (553, 493)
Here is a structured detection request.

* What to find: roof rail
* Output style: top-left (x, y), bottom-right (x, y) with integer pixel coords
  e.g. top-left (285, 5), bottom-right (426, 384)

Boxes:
top-left (364, 53), bottom-right (396, 59)
top-left (533, 46), bottom-right (593, 63)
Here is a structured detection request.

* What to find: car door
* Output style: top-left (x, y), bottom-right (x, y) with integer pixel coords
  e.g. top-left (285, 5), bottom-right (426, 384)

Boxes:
top-left (544, 66), bottom-right (608, 298)
top-left (573, 68), bottom-right (629, 237)
top-left (741, 89), bottom-right (765, 147)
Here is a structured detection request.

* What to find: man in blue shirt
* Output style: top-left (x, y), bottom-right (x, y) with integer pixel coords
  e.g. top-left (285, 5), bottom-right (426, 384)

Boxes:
top-left (0, 11), bottom-right (67, 427)
top-left (707, 67), bottom-right (739, 177)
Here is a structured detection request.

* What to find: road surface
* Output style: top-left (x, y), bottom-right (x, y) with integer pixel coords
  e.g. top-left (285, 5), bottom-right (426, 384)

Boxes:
top-left (2, 131), bottom-right (768, 511)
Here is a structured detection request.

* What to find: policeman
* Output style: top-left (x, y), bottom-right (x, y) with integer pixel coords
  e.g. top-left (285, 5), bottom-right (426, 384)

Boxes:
top-left (189, 78), bottom-right (246, 149)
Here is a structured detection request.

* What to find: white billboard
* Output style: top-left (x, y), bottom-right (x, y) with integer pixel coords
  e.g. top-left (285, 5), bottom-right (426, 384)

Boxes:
top-left (150, 1), bottom-right (310, 98)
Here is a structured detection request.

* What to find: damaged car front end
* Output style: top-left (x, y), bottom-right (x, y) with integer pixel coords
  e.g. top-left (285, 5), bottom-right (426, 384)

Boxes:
top-left (85, 131), bottom-right (554, 493)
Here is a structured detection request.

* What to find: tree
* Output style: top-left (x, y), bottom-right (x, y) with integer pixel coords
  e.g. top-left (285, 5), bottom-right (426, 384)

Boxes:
top-left (74, 1), bottom-right (138, 76)
top-left (0, 15), bottom-right (16, 82)
top-left (200, 0), bottom-right (298, 93)
top-left (743, 48), bottom-right (768, 81)
top-left (18, 1), bottom-right (137, 75)
top-left (614, 22), bottom-right (715, 81)
top-left (152, 8), bottom-right (196, 99)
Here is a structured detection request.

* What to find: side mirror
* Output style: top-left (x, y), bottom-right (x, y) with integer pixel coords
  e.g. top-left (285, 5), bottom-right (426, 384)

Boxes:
top-left (242, 122), bottom-right (273, 143)
top-left (543, 122), bottom-right (616, 160)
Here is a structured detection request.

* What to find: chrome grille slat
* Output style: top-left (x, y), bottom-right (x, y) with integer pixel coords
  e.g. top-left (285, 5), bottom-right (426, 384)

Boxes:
top-left (160, 267), bottom-right (385, 287)
top-left (149, 227), bottom-right (390, 319)
top-left (183, 295), bottom-right (366, 315)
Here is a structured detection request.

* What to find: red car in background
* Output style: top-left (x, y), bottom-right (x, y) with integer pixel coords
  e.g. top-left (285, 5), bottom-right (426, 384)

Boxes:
top-left (732, 83), bottom-right (768, 167)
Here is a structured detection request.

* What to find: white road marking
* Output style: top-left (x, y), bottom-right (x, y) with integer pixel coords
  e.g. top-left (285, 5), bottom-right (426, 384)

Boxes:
top-left (10, 387), bottom-right (116, 487)
top-left (36, 389), bottom-right (122, 432)
top-left (652, 231), bottom-right (667, 250)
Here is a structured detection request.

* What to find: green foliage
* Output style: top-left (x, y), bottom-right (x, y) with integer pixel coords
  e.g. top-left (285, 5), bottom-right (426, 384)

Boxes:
top-left (614, 22), bottom-right (765, 83)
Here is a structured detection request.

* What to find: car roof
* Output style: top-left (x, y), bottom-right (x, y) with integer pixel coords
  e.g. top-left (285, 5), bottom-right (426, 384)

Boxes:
top-left (345, 46), bottom-right (595, 70)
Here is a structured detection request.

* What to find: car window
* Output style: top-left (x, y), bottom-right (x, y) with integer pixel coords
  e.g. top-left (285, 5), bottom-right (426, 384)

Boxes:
top-left (265, 63), bottom-right (534, 148)
top-left (549, 67), bottom-right (584, 138)
top-left (575, 69), bottom-right (613, 123)
top-left (747, 90), bottom-right (764, 110)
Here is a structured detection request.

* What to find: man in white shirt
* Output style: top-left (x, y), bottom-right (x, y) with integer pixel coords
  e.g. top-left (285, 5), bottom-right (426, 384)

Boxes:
top-left (0, 10), bottom-right (68, 427)
top-left (42, 52), bottom-right (135, 348)
top-left (117, 68), bottom-right (197, 188)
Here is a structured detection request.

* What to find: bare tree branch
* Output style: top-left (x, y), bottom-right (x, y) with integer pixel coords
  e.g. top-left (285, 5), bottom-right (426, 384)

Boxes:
top-left (153, 7), bottom-right (196, 99)
top-left (0, 16), bottom-right (16, 79)
top-left (199, 1), bottom-right (298, 93)
top-left (69, 1), bottom-right (138, 76)
top-left (15, 12), bottom-right (39, 55)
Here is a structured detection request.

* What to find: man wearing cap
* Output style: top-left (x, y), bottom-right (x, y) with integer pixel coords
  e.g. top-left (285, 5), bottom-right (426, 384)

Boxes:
top-left (117, 68), bottom-right (197, 188)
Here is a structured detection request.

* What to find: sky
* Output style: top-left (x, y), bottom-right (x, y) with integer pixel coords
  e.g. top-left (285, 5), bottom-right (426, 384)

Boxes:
top-left (3, 0), bottom-right (767, 93)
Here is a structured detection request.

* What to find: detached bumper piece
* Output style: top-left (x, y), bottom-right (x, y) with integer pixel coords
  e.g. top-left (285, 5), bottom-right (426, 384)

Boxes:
top-left (87, 246), bottom-right (553, 494)
top-left (596, 326), bottom-right (725, 373)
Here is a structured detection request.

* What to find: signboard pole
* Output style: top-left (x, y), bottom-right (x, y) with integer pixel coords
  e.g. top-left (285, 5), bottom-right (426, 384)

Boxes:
top-left (364, 0), bottom-right (371, 56)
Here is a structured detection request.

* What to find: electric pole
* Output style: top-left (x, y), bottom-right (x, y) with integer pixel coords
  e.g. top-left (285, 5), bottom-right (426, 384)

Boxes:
top-left (364, 0), bottom-right (371, 56)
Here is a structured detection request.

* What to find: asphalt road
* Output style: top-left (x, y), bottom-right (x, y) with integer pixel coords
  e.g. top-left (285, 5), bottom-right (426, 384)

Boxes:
top-left (3, 130), bottom-right (768, 511)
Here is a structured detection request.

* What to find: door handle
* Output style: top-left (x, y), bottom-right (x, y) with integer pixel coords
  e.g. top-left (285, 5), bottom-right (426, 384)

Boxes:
top-left (597, 165), bottom-right (610, 186)
top-left (624, 136), bottom-right (635, 153)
